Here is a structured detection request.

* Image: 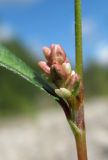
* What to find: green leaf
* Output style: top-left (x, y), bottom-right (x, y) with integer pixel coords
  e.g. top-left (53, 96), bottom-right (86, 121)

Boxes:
top-left (0, 45), bottom-right (42, 89)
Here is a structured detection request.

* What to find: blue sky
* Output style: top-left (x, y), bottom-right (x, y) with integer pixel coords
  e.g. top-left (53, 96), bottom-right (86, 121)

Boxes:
top-left (0, 0), bottom-right (108, 66)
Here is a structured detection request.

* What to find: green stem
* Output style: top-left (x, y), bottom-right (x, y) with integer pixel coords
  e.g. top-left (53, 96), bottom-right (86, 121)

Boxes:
top-left (75, 0), bottom-right (83, 79)
top-left (74, 1), bottom-right (88, 159)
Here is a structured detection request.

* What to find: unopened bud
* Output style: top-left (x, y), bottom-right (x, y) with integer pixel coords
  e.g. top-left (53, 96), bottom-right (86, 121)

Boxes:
top-left (69, 72), bottom-right (80, 94)
top-left (38, 61), bottom-right (50, 75)
top-left (55, 89), bottom-right (63, 97)
top-left (71, 71), bottom-right (80, 85)
top-left (51, 63), bottom-right (66, 79)
top-left (71, 70), bottom-right (75, 75)
top-left (55, 88), bottom-right (71, 98)
top-left (60, 88), bottom-right (71, 98)
top-left (43, 47), bottom-right (51, 61)
top-left (50, 44), bottom-right (66, 64)
top-left (65, 70), bottom-right (80, 90)
top-left (62, 62), bottom-right (72, 75)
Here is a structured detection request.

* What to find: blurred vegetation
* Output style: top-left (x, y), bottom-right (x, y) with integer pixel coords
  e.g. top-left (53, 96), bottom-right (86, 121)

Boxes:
top-left (0, 39), bottom-right (108, 116)
top-left (84, 63), bottom-right (108, 98)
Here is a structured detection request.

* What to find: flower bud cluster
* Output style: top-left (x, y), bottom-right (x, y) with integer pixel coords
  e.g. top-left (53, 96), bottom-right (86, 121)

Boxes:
top-left (38, 44), bottom-right (80, 98)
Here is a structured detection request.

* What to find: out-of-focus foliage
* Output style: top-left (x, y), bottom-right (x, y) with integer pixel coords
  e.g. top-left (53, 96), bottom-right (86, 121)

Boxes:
top-left (84, 63), bottom-right (108, 98)
top-left (0, 40), bottom-right (42, 116)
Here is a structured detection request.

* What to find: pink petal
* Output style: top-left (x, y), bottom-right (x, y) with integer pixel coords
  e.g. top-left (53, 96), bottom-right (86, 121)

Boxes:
top-left (38, 61), bottom-right (50, 75)
top-left (43, 47), bottom-right (51, 61)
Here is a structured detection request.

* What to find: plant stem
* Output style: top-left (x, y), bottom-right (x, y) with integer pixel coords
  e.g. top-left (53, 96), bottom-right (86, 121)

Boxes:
top-left (75, 131), bottom-right (88, 160)
top-left (74, 0), bottom-right (88, 160)
top-left (69, 111), bottom-right (88, 160)
top-left (75, 0), bottom-right (83, 79)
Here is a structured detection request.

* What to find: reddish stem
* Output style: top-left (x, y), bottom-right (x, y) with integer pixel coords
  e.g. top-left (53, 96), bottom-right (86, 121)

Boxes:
top-left (75, 131), bottom-right (88, 160)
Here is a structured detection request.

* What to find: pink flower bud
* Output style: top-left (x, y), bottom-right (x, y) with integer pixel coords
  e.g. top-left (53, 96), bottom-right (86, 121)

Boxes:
top-left (71, 71), bottom-right (80, 84)
top-left (62, 62), bottom-right (72, 75)
top-left (38, 61), bottom-right (50, 75)
top-left (65, 70), bottom-right (80, 90)
top-left (51, 63), bottom-right (66, 79)
top-left (50, 44), bottom-right (66, 64)
top-left (69, 71), bottom-right (80, 88)
top-left (38, 44), bottom-right (75, 88)
top-left (71, 70), bottom-right (75, 76)
top-left (43, 47), bottom-right (51, 61)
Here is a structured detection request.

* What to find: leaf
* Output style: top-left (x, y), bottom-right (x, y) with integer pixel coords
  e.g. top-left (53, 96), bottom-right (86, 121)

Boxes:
top-left (0, 45), bottom-right (44, 90)
top-left (0, 45), bottom-right (60, 99)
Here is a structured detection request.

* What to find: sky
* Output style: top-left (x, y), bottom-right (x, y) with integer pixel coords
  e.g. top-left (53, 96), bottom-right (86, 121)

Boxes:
top-left (0, 0), bottom-right (108, 67)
